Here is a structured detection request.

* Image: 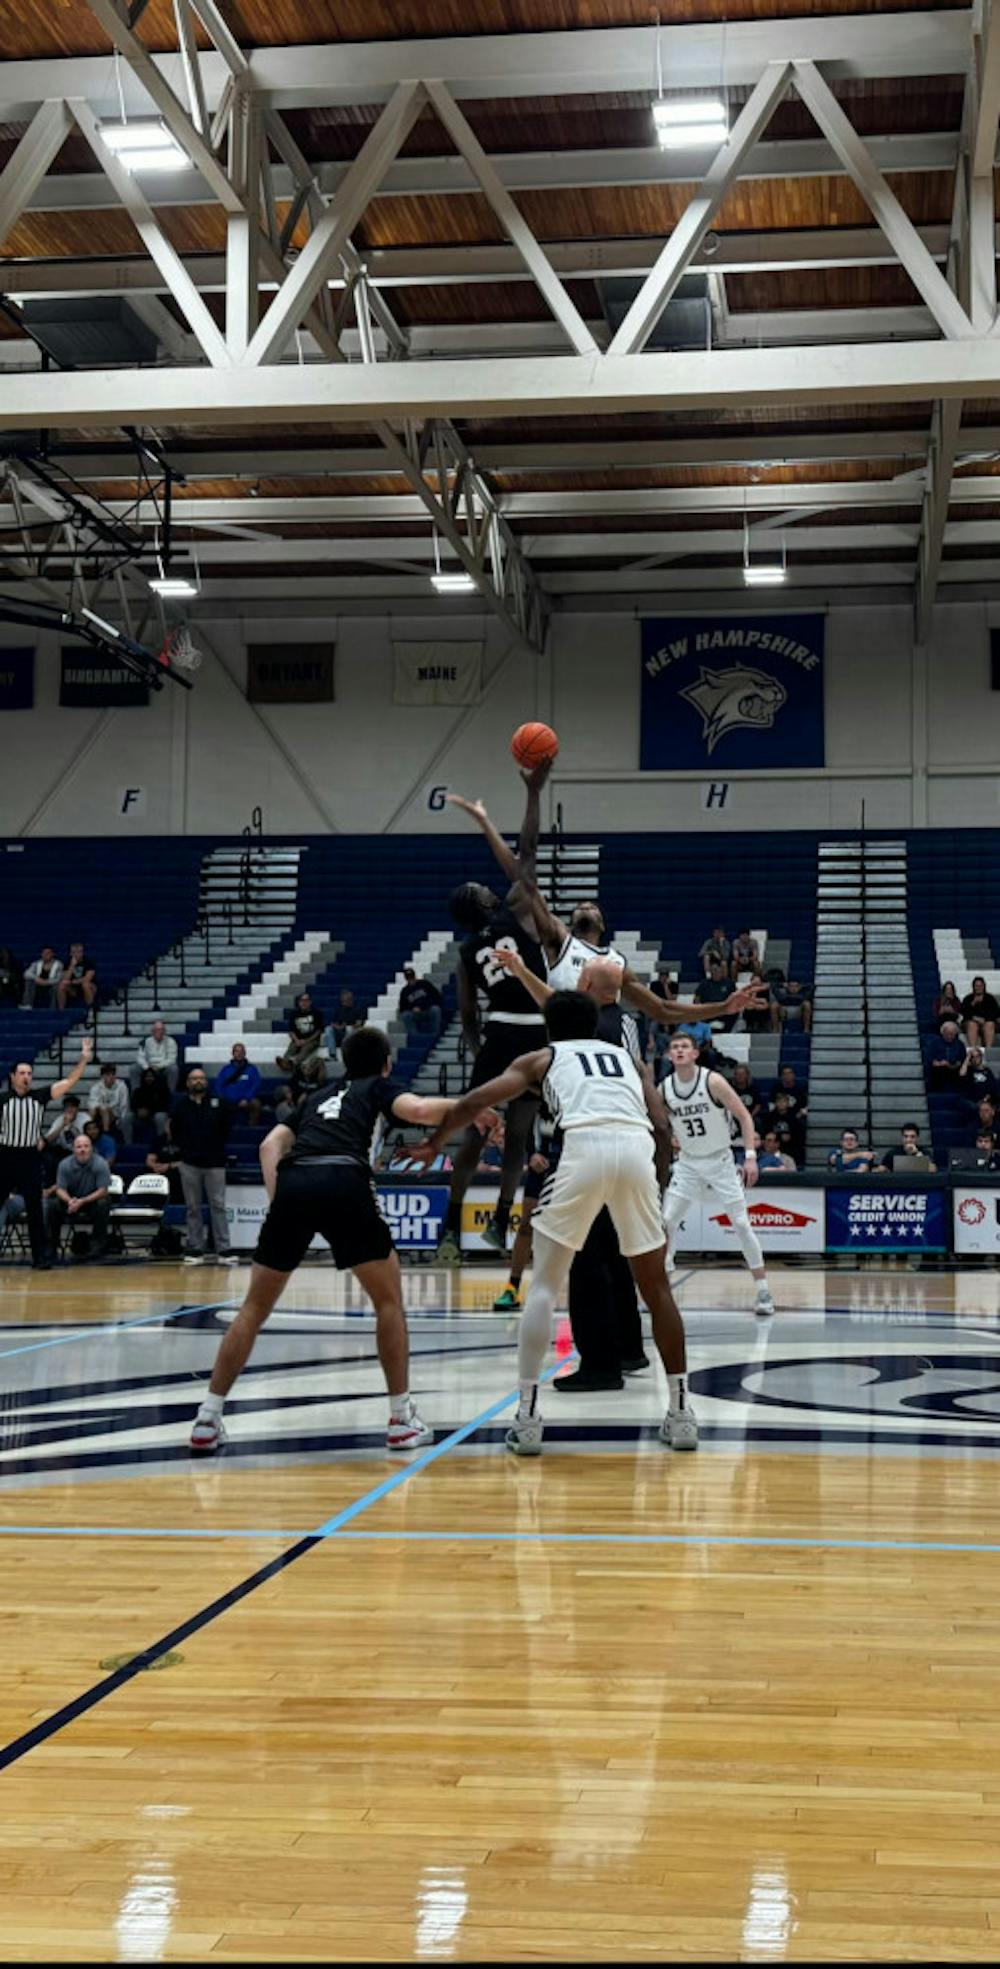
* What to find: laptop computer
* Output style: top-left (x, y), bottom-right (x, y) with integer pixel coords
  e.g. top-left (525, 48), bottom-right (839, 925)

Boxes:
top-left (948, 1146), bottom-right (994, 1170)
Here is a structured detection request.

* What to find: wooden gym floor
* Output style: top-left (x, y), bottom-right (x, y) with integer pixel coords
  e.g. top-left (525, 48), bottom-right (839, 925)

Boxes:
top-left (1, 1257), bottom-right (999, 1962)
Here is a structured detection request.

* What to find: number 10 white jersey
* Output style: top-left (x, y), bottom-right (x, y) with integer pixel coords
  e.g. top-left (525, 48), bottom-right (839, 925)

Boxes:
top-left (541, 1039), bottom-right (651, 1134)
top-left (661, 1066), bottom-right (732, 1159)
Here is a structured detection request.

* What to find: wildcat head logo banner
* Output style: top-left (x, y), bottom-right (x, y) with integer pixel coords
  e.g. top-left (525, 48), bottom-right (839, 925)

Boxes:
top-left (640, 614), bottom-right (825, 769)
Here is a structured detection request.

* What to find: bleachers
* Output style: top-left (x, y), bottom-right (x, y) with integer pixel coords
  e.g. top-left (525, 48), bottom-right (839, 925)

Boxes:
top-left (907, 832), bottom-right (1000, 1163)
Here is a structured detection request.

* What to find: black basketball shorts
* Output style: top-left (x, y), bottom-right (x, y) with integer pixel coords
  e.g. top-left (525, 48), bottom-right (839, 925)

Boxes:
top-left (254, 1162), bottom-right (393, 1273)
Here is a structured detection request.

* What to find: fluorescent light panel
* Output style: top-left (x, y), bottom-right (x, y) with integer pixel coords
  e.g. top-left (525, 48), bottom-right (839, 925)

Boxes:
top-left (743, 564), bottom-right (787, 587)
top-left (99, 119), bottom-right (189, 171)
top-left (149, 575), bottom-right (198, 597)
top-left (653, 97), bottom-right (728, 149)
top-left (431, 571), bottom-right (477, 593)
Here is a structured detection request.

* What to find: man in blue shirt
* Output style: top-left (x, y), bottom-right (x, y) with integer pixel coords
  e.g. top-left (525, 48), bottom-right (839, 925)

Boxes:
top-left (828, 1129), bottom-right (876, 1174)
top-left (214, 1043), bottom-right (262, 1114)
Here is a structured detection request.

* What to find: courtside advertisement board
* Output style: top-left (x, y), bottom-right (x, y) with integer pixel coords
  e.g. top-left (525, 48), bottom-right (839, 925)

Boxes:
top-left (673, 1187), bottom-right (826, 1253)
top-left (953, 1188), bottom-right (1000, 1254)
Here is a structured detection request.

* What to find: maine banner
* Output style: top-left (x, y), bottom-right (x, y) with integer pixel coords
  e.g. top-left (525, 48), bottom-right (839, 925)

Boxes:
top-left (640, 613), bottom-right (825, 770)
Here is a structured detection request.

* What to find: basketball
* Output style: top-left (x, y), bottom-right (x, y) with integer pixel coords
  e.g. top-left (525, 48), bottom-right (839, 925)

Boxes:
top-left (510, 721), bottom-right (559, 769)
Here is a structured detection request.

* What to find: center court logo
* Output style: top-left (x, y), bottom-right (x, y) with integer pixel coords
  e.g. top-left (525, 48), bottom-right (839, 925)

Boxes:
top-left (679, 664), bottom-right (788, 756)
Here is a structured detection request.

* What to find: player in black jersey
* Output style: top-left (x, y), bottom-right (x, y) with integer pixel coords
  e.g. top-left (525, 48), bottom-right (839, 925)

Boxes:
top-left (436, 766), bottom-right (551, 1263)
top-left (189, 1026), bottom-right (494, 1457)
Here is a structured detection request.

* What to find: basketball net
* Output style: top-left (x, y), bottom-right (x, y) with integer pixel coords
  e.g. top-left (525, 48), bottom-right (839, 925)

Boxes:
top-left (157, 622), bottom-right (202, 675)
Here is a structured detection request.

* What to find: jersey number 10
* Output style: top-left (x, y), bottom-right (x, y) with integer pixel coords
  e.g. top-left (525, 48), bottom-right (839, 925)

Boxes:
top-left (575, 1051), bottom-right (624, 1079)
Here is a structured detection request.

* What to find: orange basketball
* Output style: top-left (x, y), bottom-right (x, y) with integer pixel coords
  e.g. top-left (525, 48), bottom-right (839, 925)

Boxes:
top-left (511, 721), bottom-right (559, 769)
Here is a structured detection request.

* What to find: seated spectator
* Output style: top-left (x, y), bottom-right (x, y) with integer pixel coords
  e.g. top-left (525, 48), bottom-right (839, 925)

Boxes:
top-left (777, 1064), bottom-right (808, 1119)
top-left (698, 926), bottom-right (730, 976)
top-left (957, 1045), bottom-right (998, 1107)
top-left (274, 1082), bottom-right (300, 1126)
top-left (924, 1019), bottom-right (966, 1088)
top-left (42, 1094), bottom-right (92, 1180)
top-left (146, 1127), bottom-right (183, 1203)
top-left (971, 1097), bottom-right (998, 1144)
top-left (761, 1089), bottom-right (805, 1166)
top-left (476, 1121), bottom-right (505, 1177)
top-left (727, 1063), bottom-right (762, 1119)
top-left (730, 928), bottom-right (760, 979)
top-left (770, 977), bottom-right (813, 1034)
top-left (130, 1020), bottom-right (179, 1102)
top-left (0, 1189), bottom-right (25, 1241)
top-left (970, 1129), bottom-right (1000, 1171)
top-left (214, 1043), bottom-right (262, 1114)
top-left (961, 976), bottom-right (1000, 1051)
top-left (92, 1061), bottom-right (133, 1143)
top-left (828, 1128), bottom-right (876, 1173)
top-left (695, 962), bottom-right (736, 1032)
top-left (646, 971), bottom-right (678, 1062)
top-left (276, 991), bottom-right (324, 1086)
top-left (20, 946), bottom-right (62, 1010)
top-left (0, 945), bottom-right (23, 1006)
top-left (83, 1115), bottom-right (117, 1167)
top-left (742, 972), bottom-right (773, 1034)
top-left (876, 1123), bottom-right (937, 1174)
top-left (398, 967), bottom-right (443, 1042)
top-left (932, 979), bottom-right (963, 1029)
top-left (44, 1133), bottom-right (111, 1262)
top-left (760, 1130), bottom-right (796, 1173)
top-left (331, 987), bottom-right (364, 1050)
top-left (132, 1065), bottom-right (171, 1135)
top-left (56, 942), bottom-right (97, 1012)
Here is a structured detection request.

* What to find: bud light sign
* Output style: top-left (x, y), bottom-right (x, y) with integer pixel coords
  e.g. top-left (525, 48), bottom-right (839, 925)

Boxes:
top-left (376, 1183), bottom-right (448, 1248)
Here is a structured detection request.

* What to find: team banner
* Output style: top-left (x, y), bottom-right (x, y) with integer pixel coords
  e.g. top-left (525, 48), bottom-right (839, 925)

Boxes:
top-left (393, 640), bottom-right (482, 705)
top-left (247, 643), bottom-right (334, 703)
top-left (826, 1188), bottom-right (948, 1252)
top-left (0, 647), bottom-right (34, 709)
top-left (673, 1187), bottom-right (826, 1254)
top-left (640, 613), bottom-right (825, 769)
top-left (60, 645), bottom-right (149, 708)
top-left (953, 1186), bottom-right (1000, 1254)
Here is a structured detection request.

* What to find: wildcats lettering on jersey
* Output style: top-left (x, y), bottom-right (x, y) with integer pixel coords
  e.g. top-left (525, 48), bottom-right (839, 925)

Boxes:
top-left (661, 1066), bottom-right (733, 1158)
top-left (461, 903), bottom-right (547, 1019)
top-left (542, 1038), bottom-right (651, 1134)
top-left (546, 933), bottom-right (627, 994)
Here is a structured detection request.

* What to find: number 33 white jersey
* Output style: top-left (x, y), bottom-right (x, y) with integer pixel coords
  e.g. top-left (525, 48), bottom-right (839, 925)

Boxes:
top-left (541, 1038), bottom-right (651, 1134)
top-left (660, 1066), bottom-right (732, 1158)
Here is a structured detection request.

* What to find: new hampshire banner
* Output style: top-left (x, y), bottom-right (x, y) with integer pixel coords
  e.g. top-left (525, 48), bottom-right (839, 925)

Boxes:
top-left (393, 640), bottom-right (482, 705)
top-left (640, 613), bottom-right (825, 770)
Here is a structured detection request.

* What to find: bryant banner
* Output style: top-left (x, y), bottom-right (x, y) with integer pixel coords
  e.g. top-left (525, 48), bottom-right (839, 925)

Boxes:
top-left (247, 643), bottom-right (334, 703)
top-left (640, 613), bottom-right (825, 769)
top-left (393, 640), bottom-right (482, 705)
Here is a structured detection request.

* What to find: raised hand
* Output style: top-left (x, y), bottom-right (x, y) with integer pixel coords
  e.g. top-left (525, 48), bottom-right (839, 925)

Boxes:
top-left (445, 792), bottom-right (487, 823)
top-left (81, 1035), bottom-right (94, 1061)
top-left (489, 946), bottom-right (524, 975)
top-left (520, 758), bottom-right (553, 791)
top-left (726, 982), bottom-right (768, 1015)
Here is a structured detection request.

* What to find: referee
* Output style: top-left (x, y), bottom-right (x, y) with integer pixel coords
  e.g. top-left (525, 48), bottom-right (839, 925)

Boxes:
top-left (0, 1037), bottom-right (93, 1268)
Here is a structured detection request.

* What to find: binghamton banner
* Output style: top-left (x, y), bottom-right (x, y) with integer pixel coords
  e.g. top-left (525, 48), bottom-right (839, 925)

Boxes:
top-left (640, 613), bottom-right (825, 769)
top-left (393, 640), bottom-right (482, 705)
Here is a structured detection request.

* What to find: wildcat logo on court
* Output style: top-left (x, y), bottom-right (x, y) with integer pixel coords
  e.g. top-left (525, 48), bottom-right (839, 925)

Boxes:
top-left (679, 665), bottom-right (788, 756)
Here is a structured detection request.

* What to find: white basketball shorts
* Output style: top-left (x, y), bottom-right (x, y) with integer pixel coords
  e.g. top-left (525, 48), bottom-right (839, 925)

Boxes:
top-left (664, 1149), bottom-right (749, 1215)
top-left (530, 1125), bottom-right (663, 1257)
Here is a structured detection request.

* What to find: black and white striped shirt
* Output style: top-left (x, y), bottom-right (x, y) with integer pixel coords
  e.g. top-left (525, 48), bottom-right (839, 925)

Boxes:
top-left (0, 1085), bottom-right (54, 1151)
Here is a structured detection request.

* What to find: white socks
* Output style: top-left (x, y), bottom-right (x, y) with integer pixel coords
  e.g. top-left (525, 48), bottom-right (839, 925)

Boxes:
top-left (518, 1379), bottom-right (539, 1421)
top-left (667, 1372), bottom-right (689, 1413)
top-left (390, 1391), bottom-right (412, 1421)
top-left (198, 1391), bottom-right (224, 1419)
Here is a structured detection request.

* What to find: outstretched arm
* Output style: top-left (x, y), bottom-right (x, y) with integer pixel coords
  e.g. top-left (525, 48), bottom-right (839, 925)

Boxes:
top-left (622, 970), bottom-right (767, 1026)
top-left (52, 1035), bottom-right (93, 1102)
top-left (410, 1049), bottom-right (549, 1161)
top-left (445, 793), bottom-right (521, 887)
top-left (391, 1091), bottom-right (499, 1130)
top-left (489, 943), bottom-right (553, 1010)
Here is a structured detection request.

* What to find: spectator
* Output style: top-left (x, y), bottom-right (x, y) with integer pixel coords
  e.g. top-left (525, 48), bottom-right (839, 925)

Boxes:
top-left (0, 1037), bottom-right (92, 1268)
top-left (398, 966), bottom-right (443, 1043)
top-left (932, 979), bottom-right (963, 1029)
top-left (876, 1123), bottom-right (937, 1174)
top-left (276, 991), bottom-right (324, 1086)
top-left (762, 1088), bottom-right (805, 1166)
top-left (132, 1066), bottom-right (171, 1135)
top-left (0, 946), bottom-right (22, 1006)
top-left (770, 977), bottom-right (813, 1034)
top-left (476, 1120), bottom-right (505, 1177)
top-left (274, 1082), bottom-right (299, 1127)
top-left (727, 1063), bottom-right (762, 1120)
top-left (214, 1043), bottom-right (262, 1115)
top-left (698, 926), bottom-right (730, 976)
top-left (44, 1133), bottom-right (111, 1263)
top-left (972, 1097), bottom-right (998, 1144)
top-left (146, 1127), bottom-right (183, 1203)
top-left (92, 1061), bottom-right (133, 1143)
top-left (646, 971), bottom-right (678, 1064)
top-left (924, 1019), bottom-right (966, 1089)
top-left (83, 1114), bottom-right (117, 1167)
top-left (170, 1066), bottom-right (236, 1267)
top-left (130, 1020), bottom-right (179, 1101)
top-left (56, 942), bottom-right (97, 1012)
top-left (695, 961), bottom-right (736, 1032)
top-left (828, 1128), bottom-right (876, 1174)
top-left (760, 1128), bottom-right (796, 1173)
top-left (742, 972), bottom-right (773, 1035)
top-left (961, 976), bottom-right (1000, 1051)
top-left (972, 1129), bottom-right (1000, 1170)
top-left (958, 1044), bottom-right (998, 1108)
top-left (42, 1095), bottom-right (92, 1179)
top-left (777, 1064), bottom-right (809, 1119)
top-left (331, 987), bottom-right (363, 1050)
top-left (730, 928), bottom-right (760, 978)
top-left (20, 946), bottom-right (62, 1010)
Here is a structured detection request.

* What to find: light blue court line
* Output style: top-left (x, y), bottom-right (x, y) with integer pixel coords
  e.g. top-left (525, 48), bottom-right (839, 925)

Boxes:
top-left (0, 1302), bottom-right (210, 1363)
top-left (1, 1525), bottom-right (1000, 1556)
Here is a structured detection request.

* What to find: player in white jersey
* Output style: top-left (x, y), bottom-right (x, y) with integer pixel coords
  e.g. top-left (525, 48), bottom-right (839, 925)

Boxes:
top-left (545, 929), bottom-right (627, 993)
top-left (413, 988), bottom-right (697, 1454)
top-left (661, 1031), bottom-right (775, 1318)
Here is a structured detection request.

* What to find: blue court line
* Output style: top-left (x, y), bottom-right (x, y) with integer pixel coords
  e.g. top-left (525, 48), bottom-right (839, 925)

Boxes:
top-left (0, 1524), bottom-right (999, 1556)
top-left (0, 1356), bottom-right (571, 1773)
top-left (0, 1302), bottom-right (215, 1362)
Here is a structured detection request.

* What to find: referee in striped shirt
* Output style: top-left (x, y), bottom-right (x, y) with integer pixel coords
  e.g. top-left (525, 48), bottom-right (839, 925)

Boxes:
top-left (0, 1036), bottom-right (93, 1268)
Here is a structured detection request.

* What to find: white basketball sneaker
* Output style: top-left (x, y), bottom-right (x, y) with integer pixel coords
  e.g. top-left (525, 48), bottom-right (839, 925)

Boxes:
top-left (755, 1284), bottom-right (775, 1318)
top-left (386, 1408), bottom-right (434, 1452)
top-left (659, 1403), bottom-right (699, 1451)
top-left (506, 1413), bottom-right (544, 1456)
top-left (190, 1411), bottom-right (227, 1455)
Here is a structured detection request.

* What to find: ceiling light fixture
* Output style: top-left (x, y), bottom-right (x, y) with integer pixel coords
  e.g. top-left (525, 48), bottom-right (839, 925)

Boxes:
top-left (149, 574), bottom-right (198, 597)
top-left (652, 98), bottom-right (729, 149)
top-left (743, 519), bottom-right (787, 587)
top-left (99, 119), bottom-right (189, 173)
top-left (429, 524), bottom-right (476, 593)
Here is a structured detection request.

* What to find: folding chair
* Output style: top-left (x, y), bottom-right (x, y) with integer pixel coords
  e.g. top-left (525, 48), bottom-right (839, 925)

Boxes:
top-left (111, 1171), bottom-right (169, 1255)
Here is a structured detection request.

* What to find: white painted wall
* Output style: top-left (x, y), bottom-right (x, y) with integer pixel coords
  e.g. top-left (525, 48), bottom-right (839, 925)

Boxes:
top-left (2, 601), bottom-right (999, 836)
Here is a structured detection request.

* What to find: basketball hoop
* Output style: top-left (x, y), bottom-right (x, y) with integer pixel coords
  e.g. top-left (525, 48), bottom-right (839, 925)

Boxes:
top-left (158, 623), bottom-right (202, 675)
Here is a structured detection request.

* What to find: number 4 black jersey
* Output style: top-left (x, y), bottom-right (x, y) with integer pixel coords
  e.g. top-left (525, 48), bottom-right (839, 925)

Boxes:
top-left (285, 1075), bottom-right (407, 1169)
top-left (460, 903), bottom-right (547, 1019)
